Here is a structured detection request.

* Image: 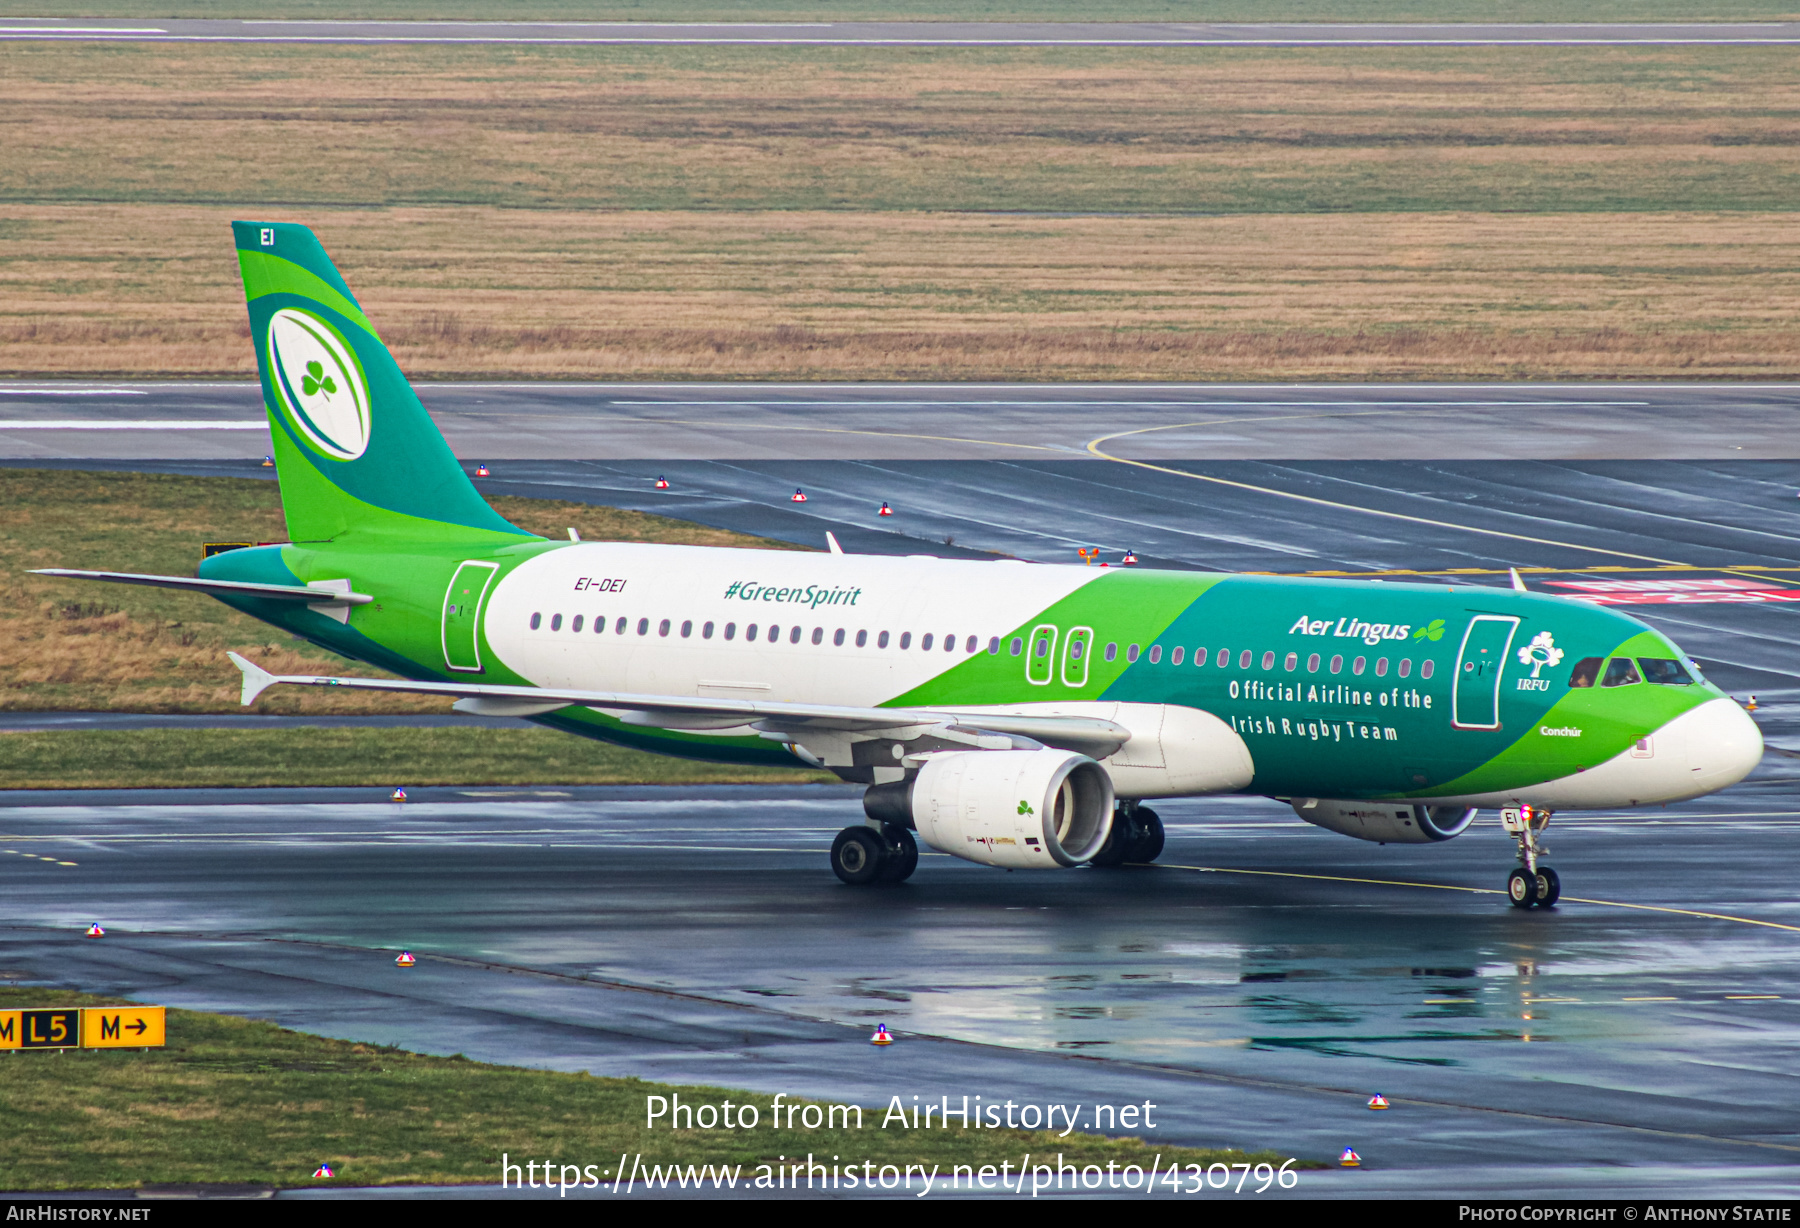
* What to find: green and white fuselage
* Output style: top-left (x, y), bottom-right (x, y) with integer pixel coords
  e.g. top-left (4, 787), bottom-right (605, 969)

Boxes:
top-left (42, 220), bottom-right (1763, 887)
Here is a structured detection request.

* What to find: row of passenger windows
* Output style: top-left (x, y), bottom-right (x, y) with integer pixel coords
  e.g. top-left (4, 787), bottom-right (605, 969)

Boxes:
top-left (1568, 656), bottom-right (1695, 688)
top-left (529, 612), bottom-right (998, 653)
top-left (1068, 641), bottom-right (1436, 679)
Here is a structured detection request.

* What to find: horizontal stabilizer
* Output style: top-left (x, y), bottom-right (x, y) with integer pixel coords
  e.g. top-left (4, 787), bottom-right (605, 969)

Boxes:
top-left (34, 569), bottom-right (373, 606)
top-left (226, 651), bottom-right (278, 706)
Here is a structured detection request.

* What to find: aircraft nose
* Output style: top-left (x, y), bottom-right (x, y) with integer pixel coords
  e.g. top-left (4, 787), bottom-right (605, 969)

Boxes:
top-left (1682, 696), bottom-right (1764, 793)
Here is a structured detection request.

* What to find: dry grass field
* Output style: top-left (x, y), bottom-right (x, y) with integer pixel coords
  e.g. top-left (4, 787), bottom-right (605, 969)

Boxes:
top-left (3, 42), bottom-right (1800, 380)
top-left (0, 468), bottom-right (805, 714)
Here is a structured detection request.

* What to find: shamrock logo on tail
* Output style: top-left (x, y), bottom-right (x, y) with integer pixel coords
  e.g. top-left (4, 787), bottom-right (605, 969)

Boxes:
top-left (302, 360), bottom-right (337, 400)
top-left (1413, 619), bottom-right (1446, 642)
top-left (1017, 800), bottom-right (1035, 816)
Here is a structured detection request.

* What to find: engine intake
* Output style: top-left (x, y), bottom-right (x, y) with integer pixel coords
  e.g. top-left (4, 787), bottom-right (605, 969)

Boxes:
top-left (865, 749), bottom-right (1114, 868)
top-left (1292, 799), bottom-right (1477, 844)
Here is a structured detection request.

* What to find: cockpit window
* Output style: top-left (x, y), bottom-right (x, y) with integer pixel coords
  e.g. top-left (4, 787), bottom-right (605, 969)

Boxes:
top-left (1638, 657), bottom-right (1696, 686)
top-left (1567, 657), bottom-right (1603, 688)
top-left (1601, 657), bottom-right (1642, 687)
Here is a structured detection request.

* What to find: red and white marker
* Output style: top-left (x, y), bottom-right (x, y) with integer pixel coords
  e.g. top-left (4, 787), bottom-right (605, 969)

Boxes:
top-left (1339, 1148), bottom-right (1361, 1167)
top-left (1121, 550), bottom-right (1139, 565)
top-left (475, 464), bottom-right (490, 477)
top-left (877, 502), bottom-right (893, 516)
top-left (870, 1024), bottom-right (893, 1046)
top-left (391, 787), bottom-right (407, 802)
top-left (395, 951), bottom-right (416, 968)
top-left (655, 476), bottom-right (670, 489)
top-left (85, 923), bottom-right (105, 938)
top-left (313, 1164), bottom-right (335, 1179)
top-left (791, 489), bottom-right (808, 503)
top-left (1367, 1094), bottom-right (1389, 1110)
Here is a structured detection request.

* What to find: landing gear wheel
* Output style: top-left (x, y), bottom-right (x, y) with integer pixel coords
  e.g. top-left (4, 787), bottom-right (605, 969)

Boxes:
top-left (1533, 866), bottom-right (1561, 908)
top-left (1089, 814), bottom-right (1131, 867)
top-left (1133, 807), bottom-right (1165, 863)
top-left (831, 826), bottom-right (886, 885)
top-left (1507, 867), bottom-right (1539, 909)
top-left (877, 827), bottom-right (918, 883)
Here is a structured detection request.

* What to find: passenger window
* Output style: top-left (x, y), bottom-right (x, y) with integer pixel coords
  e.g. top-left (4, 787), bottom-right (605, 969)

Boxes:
top-left (703, 621), bottom-right (714, 639)
top-left (681, 620), bottom-right (692, 638)
top-left (550, 614), bottom-right (563, 631)
top-left (1638, 658), bottom-right (1694, 686)
top-left (747, 624), bottom-right (759, 642)
top-left (901, 632), bottom-right (913, 649)
top-left (571, 615), bottom-right (583, 633)
top-left (1602, 657), bottom-right (1642, 687)
top-left (637, 618), bottom-right (649, 636)
top-left (724, 622), bottom-right (735, 640)
top-left (595, 616), bottom-right (606, 634)
top-left (1421, 660), bottom-right (1434, 679)
top-left (770, 624), bottom-right (783, 642)
top-left (1104, 643), bottom-right (1117, 662)
top-left (1567, 656), bottom-right (1602, 688)
top-left (1146, 645), bottom-right (1160, 664)
top-left (1352, 656), bottom-right (1365, 675)
top-left (789, 626), bottom-right (802, 644)
top-left (1071, 639), bottom-right (1085, 661)
top-left (1398, 658), bottom-right (1411, 678)
top-left (1261, 651), bottom-right (1275, 670)
top-left (1127, 645), bottom-right (1140, 663)
top-left (945, 634), bottom-right (956, 653)
top-left (987, 636), bottom-right (999, 654)
top-left (1330, 654), bottom-right (1342, 674)
top-left (615, 617), bottom-right (627, 634)
top-left (530, 613), bottom-right (542, 630)
top-left (1283, 652), bottom-right (1297, 671)
top-left (1009, 636), bottom-right (1022, 656)
top-left (1374, 658), bottom-right (1388, 678)
top-left (1217, 649), bottom-right (1230, 667)
top-left (1239, 650), bottom-right (1251, 669)
top-left (1306, 652), bottom-right (1319, 672)
top-left (856, 630), bottom-right (868, 647)
top-left (659, 619), bottom-right (671, 637)
top-left (879, 631), bottom-right (890, 648)
top-left (966, 636), bottom-right (978, 653)
top-left (924, 634), bottom-right (936, 651)
top-left (1172, 647), bottom-right (1185, 666)
top-left (812, 627), bottom-right (824, 645)
top-left (833, 628), bottom-right (846, 646)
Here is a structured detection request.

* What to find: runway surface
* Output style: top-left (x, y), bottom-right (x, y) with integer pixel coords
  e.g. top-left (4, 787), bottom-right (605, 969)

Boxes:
top-left (5, 779), bottom-right (1800, 1196)
top-left (3, 19), bottom-right (1798, 45)
top-left (4, 381), bottom-right (1799, 461)
top-left (8, 380), bottom-right (1800, 1195)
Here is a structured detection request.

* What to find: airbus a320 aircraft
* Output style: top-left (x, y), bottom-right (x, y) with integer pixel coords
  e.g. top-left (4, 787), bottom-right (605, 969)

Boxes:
top-left (41, 223), bottom-right (1764, 907)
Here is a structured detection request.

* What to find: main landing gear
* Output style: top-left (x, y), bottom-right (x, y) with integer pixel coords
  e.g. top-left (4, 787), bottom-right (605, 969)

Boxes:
top-left (1090, 803), bottom-right (1165, 868)
top-left (831, 823), bottom-right (918, 885)
top-left (1501, 804), bottom-right (1560, 909)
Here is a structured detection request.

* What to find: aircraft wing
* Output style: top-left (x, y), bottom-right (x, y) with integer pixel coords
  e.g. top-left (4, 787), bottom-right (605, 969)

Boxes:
top-left (35, 569), bottom-right (373, 606)
top-left (226, 653), bottom-right (1130, 754)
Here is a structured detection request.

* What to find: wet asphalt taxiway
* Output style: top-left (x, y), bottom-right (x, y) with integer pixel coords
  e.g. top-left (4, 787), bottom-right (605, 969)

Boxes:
top-left (4, 381), bottom-right (1800, 1196)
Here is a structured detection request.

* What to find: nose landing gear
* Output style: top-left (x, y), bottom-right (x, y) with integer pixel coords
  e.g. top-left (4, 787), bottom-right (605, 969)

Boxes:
top-left (1501, 805), bottom-right (1560, 908)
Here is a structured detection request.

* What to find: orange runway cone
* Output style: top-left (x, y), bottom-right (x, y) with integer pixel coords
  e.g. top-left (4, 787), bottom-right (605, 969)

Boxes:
top-left (791, 489), bottom-right (808, 503)
top-left (870, 1024), bottom-right (893, 1046)
top-left (1339, 1148), bottom-right (1361, 1167)
top-left (1367, 1094), bottom-right (1389, 1110)
top-left (84, 923), bottom-right (105, 938)
top-left (395, 951), bottom-right (416, 968)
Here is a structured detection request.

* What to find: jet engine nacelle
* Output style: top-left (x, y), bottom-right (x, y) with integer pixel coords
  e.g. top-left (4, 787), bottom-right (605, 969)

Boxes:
top-left (1293, 798), bottom-right (1477, 844)
top-left (877, 748), bottom-right (1114, 869)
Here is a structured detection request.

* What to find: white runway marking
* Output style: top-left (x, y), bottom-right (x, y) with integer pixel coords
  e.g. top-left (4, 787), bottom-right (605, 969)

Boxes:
top-left (0, 421), bottom-right (265, 430)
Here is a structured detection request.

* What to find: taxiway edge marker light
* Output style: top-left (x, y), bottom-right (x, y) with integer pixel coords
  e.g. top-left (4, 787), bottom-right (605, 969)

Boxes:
top-left (390, 787), bottom-right (407, 801)
top-left (871, 1024), bottom-right (893, 1046)
top-left (1339, 1148), bottom-right (1362, 1167)
top-left (84, 923), bottom-right (104, 938)
top-left (395, 951), bottom-right (417, 967)
top-left (1367, 1094), bottom-right (1389, 1110)
top-left (878, 501), bottom-right (893, 516)
top-left (791, 488), bottom-right (807, 502)
top-left (313, 1164), bottom-right (335, 1179)
top-left (475, 464), bottom-right (490, 477)
top-left (655, 475), bottom-right (669, 489)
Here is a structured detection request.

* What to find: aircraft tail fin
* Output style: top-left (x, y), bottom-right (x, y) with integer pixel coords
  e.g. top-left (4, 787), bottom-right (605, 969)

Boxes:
top-left (231, 221), bottom-right (532, 544)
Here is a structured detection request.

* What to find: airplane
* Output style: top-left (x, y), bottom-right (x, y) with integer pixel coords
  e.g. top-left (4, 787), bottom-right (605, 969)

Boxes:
top-left (38, 222), bottom-right (1764, 908)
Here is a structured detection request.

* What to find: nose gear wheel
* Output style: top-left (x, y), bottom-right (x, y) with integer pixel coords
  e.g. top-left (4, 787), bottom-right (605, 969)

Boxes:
top-left (1501, 805), bottom-right (1559, 909)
